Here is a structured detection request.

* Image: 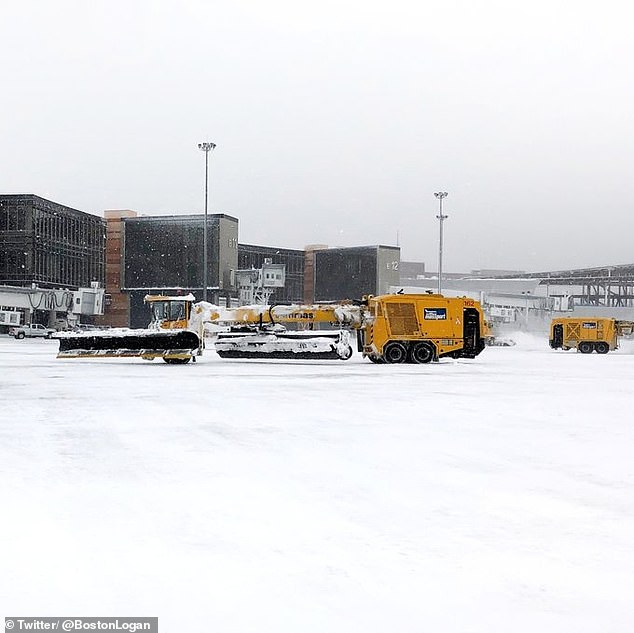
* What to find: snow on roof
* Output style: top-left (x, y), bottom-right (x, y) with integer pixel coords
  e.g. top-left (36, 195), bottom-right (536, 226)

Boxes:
top-left (144, 293), bottom-right (196, 303)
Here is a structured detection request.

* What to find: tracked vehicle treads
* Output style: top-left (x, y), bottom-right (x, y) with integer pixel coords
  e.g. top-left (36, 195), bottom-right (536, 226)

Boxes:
top-left (210, 303), bottom-right (360, 360)
top-left (214, 329), bottom-right (354, 360)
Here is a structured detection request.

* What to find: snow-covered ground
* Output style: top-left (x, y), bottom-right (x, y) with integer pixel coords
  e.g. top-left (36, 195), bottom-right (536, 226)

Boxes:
top-left (2, 333), bottom-right (634, 632)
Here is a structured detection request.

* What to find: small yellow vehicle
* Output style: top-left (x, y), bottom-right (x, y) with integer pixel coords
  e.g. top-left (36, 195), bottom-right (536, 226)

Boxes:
top-left (549, 317), bottom-right (634, 354)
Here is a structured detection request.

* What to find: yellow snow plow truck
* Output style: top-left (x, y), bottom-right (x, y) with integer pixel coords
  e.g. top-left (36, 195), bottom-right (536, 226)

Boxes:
top-left (57, 292), bottom-right (486, 364)
top-left (549, 317), bottom-right (634, 354)
top-left (56, 293), bottom-right (202, 364)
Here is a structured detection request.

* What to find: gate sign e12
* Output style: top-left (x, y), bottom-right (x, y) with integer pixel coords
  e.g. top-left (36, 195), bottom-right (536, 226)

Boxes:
top-left (424, 308), bottom-right (447, 320)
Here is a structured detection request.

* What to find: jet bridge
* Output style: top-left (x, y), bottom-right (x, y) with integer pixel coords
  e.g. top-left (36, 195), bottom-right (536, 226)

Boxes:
top-left (0, 284), bottom-right (105, 329)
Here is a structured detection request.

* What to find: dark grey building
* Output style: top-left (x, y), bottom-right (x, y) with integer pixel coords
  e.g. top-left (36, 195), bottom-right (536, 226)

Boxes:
top-left (313, 245), bottom-right (401, 302)
top-left (121, 213), bottom-right (238, 326)
top-left (123, 214), bottom-right (238, 295)
top-left (0, 194), bottom-right (106, 289)
top-left (238, 243), bottom-right (305, 303)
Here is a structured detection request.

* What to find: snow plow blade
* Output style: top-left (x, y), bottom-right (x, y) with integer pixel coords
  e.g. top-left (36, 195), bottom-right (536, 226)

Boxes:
top-left (214, 330), bottom-right (353, 360)
top-left (56, 329), bottom-right (201, 362)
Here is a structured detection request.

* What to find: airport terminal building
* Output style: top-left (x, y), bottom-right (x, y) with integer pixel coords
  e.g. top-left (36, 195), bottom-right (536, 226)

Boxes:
top-left (4, 193), bottom-right (634, 331)
top-left (0, 194), bottom-right (106, 289)
top-left (100, 209), bottom-right (401, 327)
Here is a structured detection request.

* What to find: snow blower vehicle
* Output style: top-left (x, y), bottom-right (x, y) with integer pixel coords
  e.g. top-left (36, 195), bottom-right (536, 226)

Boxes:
top-left (358, 293), bottom-right (485, 363)
top-left (56, 293), bottom-right (486, 364)
top-left (549, 316), bottom-right (634, 354)
top-left (209, 293), bottom-right (486, 362)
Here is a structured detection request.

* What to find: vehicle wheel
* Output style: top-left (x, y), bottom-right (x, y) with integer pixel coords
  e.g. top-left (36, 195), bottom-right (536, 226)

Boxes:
top-left (368, 354), bottom-right (384, 364)
top-left (16, 332), bottom-right (25, 340)
top-left (578, 341), bottom-right (593, 354)
top-left (338, 345), bottom-right (353, 360)
top-left (410, 341), bottom-right (435, 364)
top-left (382, 341), bottom-right (408, 364)
top-left (596, 342), bottom-right (610, 354)
top-left (163, 357), bottom-right (191, 364)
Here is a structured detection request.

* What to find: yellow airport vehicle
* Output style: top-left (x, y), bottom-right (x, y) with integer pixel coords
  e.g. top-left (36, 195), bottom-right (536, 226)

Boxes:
top-left (359, 294), bottom-right (485, 363)
top-left (56, 294), bottom-right (201, 364)
top-left (57, 293), bottom-right (486, 364)
top-left (549, 317), bottom-right (634, 354)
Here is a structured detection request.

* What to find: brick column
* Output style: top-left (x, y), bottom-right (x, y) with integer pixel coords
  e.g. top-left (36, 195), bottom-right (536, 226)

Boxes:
top-left (303, 244), bottom-right (327, 304)
top-left (96, 209), bottom-right (137, 328)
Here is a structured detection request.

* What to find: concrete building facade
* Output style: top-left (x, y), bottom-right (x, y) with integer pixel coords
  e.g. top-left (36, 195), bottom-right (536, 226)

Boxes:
top-left (115, 213), bottom-right (239, 327)
top-left (312, 245), bottom-right (401, 302)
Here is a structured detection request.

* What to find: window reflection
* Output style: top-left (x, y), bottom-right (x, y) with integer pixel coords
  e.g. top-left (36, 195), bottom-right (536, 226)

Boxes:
top-left (151, 300), bottom-right (186, 322)
top-left (170, 302), bottom-right (185, 321)
top-left (152, 302), bottom-right (167, 321)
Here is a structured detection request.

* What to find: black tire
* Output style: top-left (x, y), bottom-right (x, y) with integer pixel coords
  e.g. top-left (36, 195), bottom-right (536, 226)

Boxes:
top-left (367, 354), bottom-right (384, 364)
top-left (163, 357), bottom-right (191, 364)
top-left (578, 341), bottom-right (593, 354)
top-left (382, 341), bottom-right (408, 364)
top-left (16, 332), bottom-right (25, 340)
top-left (410, 341), bottom-right (435, 364)
top-left (596, 342), bottom-right (610, 354)
top-left (338, 345), bottom-right (353, 360)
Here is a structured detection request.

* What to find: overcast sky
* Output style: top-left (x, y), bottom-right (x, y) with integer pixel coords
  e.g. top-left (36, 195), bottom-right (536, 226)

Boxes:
top-left (2, 0), bottom-right (633, 273)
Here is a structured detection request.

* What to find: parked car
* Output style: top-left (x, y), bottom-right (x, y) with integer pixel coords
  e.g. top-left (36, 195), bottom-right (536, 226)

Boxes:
top-left (9, 324), bottom-right (57, 339)
top-left (72, 324), bottom-right (100, 333)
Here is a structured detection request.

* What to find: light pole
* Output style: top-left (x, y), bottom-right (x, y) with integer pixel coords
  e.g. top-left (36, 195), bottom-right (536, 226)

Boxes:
top-left (434, 191), bottom-right (448, 295)
top-left (198, 142), bottom-right (216, 301)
